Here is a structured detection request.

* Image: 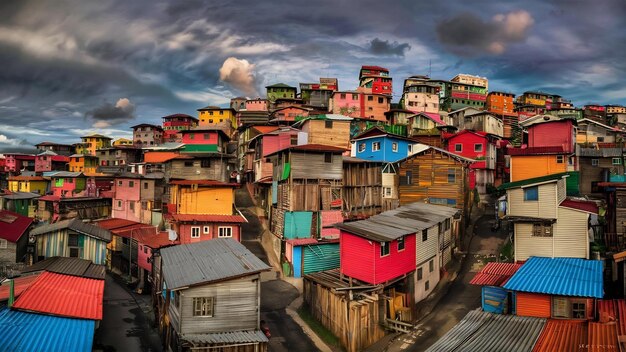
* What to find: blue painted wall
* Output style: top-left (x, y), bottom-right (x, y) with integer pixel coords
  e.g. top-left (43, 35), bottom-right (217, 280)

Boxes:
top-left (482, 286), bottom-right (509, 314)
top-left (284, 211), bottom-right (313, 239)
top-left (354, 136), bottom-right (412, 162)
top-left (292, 246), bottom-right (302, 278)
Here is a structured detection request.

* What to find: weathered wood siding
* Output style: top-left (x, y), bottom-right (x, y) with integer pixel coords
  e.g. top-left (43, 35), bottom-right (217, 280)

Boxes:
top-left (343, 162), bottom-right (382, 217)
top-left (36, 229), bottom-right (107, 264)
top-left (398, 151), bottom-right (467, 210)
top-left (507, 181), bottom-right (558, 219)
top-left (166, 159), bottom-right (229, 182)
top-left (290, 153), bottom-right (343, 180)
top-left (178, 274), bottom-right (260, 335)
top-left (302, 120), bottom-right (351, 149)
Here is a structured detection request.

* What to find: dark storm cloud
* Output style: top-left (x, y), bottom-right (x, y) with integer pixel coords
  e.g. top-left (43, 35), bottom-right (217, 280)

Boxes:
top-left (369, 38), bottom-right (411, 57)
top-left (86, 98), bottom-right (136, 128)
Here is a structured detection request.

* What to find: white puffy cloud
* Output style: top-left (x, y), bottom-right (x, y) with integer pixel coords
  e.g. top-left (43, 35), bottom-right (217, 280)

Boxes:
top-left (219, 57), bottom-right (258, 96)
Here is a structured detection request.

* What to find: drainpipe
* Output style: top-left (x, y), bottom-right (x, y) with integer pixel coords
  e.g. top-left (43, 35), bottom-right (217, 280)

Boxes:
top-left (8, 279), bottom-right (14, 307)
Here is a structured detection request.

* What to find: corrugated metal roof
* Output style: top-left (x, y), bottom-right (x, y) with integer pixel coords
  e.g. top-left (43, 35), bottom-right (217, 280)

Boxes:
top-left (183, 330), bottom-right (268, 344)
top-left (588, 322), bottom-right (619, 352)
top-left (169, 179), bottom-right (239, 186)
top-left (169, 214), bottom-right (247, 223)
top-left (0, 191), bottom-right (41, 200)
top-left (13, 271), bottom-right (104, 320)
top-left (0, 274), bottom-right (40, 301)
top-left (48, 171), bottom-right (84, 178)
top-left (498, 172), bottom-right (570, 191)
top-left (0, 308), bottom-right (95, 352)
top-left (578, 147), bottom-right (623, 158)
top-left (507, 146), bottom-right (566, 155)
top-left (336, 202), bottom-right (458, 242)
top-left (160, 238), bottom-right (271, 289)
top-left (469, 262), bottom-right (523, 287)
top-left (532, 320), bottom-right (587, 352)
top-left (21, 256), bottom-right (106, 280)
top-left (0, 209), bottom-right (33, 242)
top-left (425, 309), bottom-right (546, 352)
top-left (597, 299), bottom-right (626, 336)
top-left (503, 257), bottom-right (604, 298)
top-left (559, 199), bottom-right (599, 214)
top-left (30, 218), bottom-right (112, 242)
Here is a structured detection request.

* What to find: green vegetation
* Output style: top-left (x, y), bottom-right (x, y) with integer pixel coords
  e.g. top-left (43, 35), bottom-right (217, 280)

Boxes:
top-left (297, 305), bottom-right (343, 350)
top-left (499, 241), bottom-right (514, 262)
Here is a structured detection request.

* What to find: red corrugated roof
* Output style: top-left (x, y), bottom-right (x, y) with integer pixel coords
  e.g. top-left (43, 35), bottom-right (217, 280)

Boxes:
top-left (361, 65), bottom-right (388, 72)
top-left (169, 214), bottom-right (246, 223)
top-left (0, 274), bottom-right (40, 301)
top-left (135, 231), bottom-right (177, 249)
top-left (0, 210), bottom-right (33, 242)
top-left (597, 299), bottom-right (626, 336)
top-left (95, 218), bottom-right (138, 230)
top-left (507, 146), bottom-right (565, 155)
top-left (252, 126), bottom-right (280, 134)
top-left (12, 272), bottom-right (104, 320)
top-left (169, 180), bottom-right (239, 187)
top-left (532, 320), bottom-right (587, 352)
top-left (38, 195), bottom-right (60, 202)
top-left (419, 112), bottom-right (446, 126)
top-left (560, 199), bottom-right (599, 214)
top-left (588, 322), bottom-right (619, 352)
top-left (469, 262), bottom-right (523, 286)
top-left (143, 151), bottom-right (182, 163)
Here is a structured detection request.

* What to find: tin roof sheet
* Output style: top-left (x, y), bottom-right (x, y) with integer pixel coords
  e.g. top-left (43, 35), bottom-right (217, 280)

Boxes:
top-left (559, 199), bottom-right (599, 214)
top-left (588, 322), bottom-right (619, 352)
top-left (0, 191), bottom-right (41, 200)
top-left (469, 262), bottom-right (523, 287)
top-left (578, 147), bottom-right (623, 158)
top-left (503, 257), bottom-right (604, 298)
top-left (336, 202), bottom-right (458, 242)
top-left (0, 209), bottom-right (33, 242)
top-left (13, 272), bottom-right (104, 320)
top-left (169, 214), bottom-right (247, 223)
top-left (507, 146), bottom-right (566, 156)
top-left (183, 330), bottom-right (268, 344)
top-left (0, 308), bottom-right (95, 352)
top-left (425, 309), bottom-right (546, 352)
top-left (498, 172), bottom-right (570, 191)
top-left (0, 274), bottom-right (40, 301)
top-left (160, 238), bottom-right (271, 289)
top-left (30, 218), bottom-right (112, 242)
top-left (532, 320), bottom-right (587, 352)
top-left (21, 256), bottom-right (106, 280)
top-left (597, 299), bottom-right (626, 335)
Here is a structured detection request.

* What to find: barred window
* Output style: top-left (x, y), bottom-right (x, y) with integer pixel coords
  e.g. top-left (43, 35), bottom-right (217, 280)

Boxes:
top-left (532, 223), bottom-right (553, 237)
top-left (193, 297), bottom-right (215, 317)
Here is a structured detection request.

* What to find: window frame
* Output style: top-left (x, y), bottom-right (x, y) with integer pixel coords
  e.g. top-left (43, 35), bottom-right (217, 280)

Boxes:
top-left (380, 241), bottom-right (390, 257)
top-left (454, 144), bottom-right (462, 152)
top-left (192, 297), bottom-right (215, 317)
top-left (358, 143), bottom-right (366, 153)
top-left (556, 155), bottom-right (564, 164)
top-left (422, 229), bottom-right (428, 242)
top-left (532, 223), bottom-right (553, 237)
top-left (372, 142), bottom-right (381, 152)
top-left (523, 186), bottom-right (539, 201)
top-left (397, 236), bottom-right (405, 251)
top-left (203, 226), bottom-right (210, 234)
top-left (591, 159), bottom-right (599, 166)
top-left (474, 143), bottom-right (483, 153)
top-left (392, 142), bottom-right (398, 152)
top-left (191, 226), bottom-right (201, 238)
top-left (613, 158), bottom-right (622, 165)
top-left (447, 168), bottom-right (456, 183)
top-left (218, 226), bottom-right (233, 238)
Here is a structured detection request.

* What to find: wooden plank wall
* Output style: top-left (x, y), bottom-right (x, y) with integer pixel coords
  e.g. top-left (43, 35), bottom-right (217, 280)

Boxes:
top-left (343, 162), bottom-right (383, 217)
top-left (303, 280), bottom-right (387, 352)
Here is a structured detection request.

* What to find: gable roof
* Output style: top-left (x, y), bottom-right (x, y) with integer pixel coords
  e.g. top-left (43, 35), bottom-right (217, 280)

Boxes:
top-left (351, 126), bottom-right (413, 142)
top-left (507, 146), bottom-right (566, 156)
top-left (251, 126), bottom-right (280, 135)
top-left (265, 83), bottom-right (295, 89)
top-left (0, 191), bottom-right (41, 200)
top-left (30, 219), bottom-right (112, 242)
top-left (414, 111), bottom-right (446, 126)
top-left (21, 256), bottom-right (106, 280)
top-left (48, 171), bottom-right (85, 178)
top-left (519, 114), bottom-right (576, 127)
top-left (0, 210), bottom-right (33, 242)
top-left (469, 262), bottom-right (523, 287)
top-left (497, 172), bottom-right (570, 191)
top-left (336, 202), bottom-right (458, 242)
top-left (265, 144), bottom-right (347, 157)
top-left (160, 238), bottom-right (270, 289)
top-left (503, 257), bottom-right (604, 298)
top-left (578, 118), bottom-right (621, 131)
top-left (395, 143), bottom-right (476, 164)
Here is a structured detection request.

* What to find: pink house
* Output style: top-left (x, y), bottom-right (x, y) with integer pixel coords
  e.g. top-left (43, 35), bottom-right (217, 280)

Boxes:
top-left (111, 175), bottom-right (163, 224)
top-left (245, 99), bottom-right (268, 111)
top-left (50, 172), bottom-right (87, 198)
top-left (35, 151), bottom-right (69, 173)
top-left (269, 106), bottom-right (311, 124)
top-left (520, 115), bottom-right (576, 153)
top-left (329, 91), bottom-right (362, 118)
top-left (4, 154), bottom-right (35, 172)
top-left (136, 231), bottom-right (174, 272)
top-left (249, 127), bottom-right (300, 183)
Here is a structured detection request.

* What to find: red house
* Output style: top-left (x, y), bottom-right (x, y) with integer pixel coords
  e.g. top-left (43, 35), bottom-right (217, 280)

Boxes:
top-left (359, 65), bottom-right (392, 96)
top-left (445, 130), bottom-right (498, 194)
top-left (180, 128), bottom-right (229, 153)
top-left (34, 151), bottom-right (69, 173)
top-left (520, 115), bottom-right (576, 153)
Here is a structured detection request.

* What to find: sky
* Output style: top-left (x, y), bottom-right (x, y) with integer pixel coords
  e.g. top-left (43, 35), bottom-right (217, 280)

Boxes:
top-left (1, 0), bottom-right (625, 152)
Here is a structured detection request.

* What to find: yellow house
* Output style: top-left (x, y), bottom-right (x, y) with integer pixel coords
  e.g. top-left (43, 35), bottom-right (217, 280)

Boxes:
top-left (509, 151), bottom-right (569, 182)
top-left (169, 180), bottom-right (235, 215)
top-left (69, 154), bottom-right (99, 174)
top-left (76, 134), bottom-right (113, 156)
top-left (113, 138), bottom-right (134, 146)
top-left (8, 176), bottom-right (49, 195)
top-left (197, 106), bottom-right (237, 129)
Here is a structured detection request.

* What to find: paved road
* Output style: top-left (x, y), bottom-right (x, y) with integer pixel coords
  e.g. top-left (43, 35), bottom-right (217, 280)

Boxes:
top-left (94, 275), bottom-right (162, 352)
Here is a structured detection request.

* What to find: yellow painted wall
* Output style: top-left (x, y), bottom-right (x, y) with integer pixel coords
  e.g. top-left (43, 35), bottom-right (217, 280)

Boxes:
top-left (510, 155), bottom-right (567, 182)
top-left (199, 109), bottom-right (236, 128)
top-left (175, 186), bottom-right (234, 214)
top-left (80, 137), bottom-right (112, 155)
top-left (8, 180), bottom-right (48, 194)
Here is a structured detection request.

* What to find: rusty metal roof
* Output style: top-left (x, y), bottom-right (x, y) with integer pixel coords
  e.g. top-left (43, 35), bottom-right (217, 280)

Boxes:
top-left (469, 262), bottom-right (523, 287)
top-left (588, 322), bottom-right (619, 352)
top-left (12, 272), bottom-right (104, 320)
top-left (183, 330), bottom-right (268, 345)
top-left (532, 320), bottom-right (587, 352)
top-left (0, 274), bottom-right (40, 301)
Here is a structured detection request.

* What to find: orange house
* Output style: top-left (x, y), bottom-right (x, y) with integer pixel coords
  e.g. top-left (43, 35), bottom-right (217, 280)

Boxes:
top-left (68, 154), bottom-right (99, 174)
top-left (508, 147), bottom-right (570, 182)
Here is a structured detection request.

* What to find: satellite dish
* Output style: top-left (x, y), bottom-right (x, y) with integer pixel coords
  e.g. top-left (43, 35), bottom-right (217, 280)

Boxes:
top-left (167, 229), bottom-right (178, 241)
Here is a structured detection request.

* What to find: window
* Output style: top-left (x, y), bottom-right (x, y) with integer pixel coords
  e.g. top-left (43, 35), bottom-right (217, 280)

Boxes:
top-left (203, 133), bottom-right (210, 140)
top-left (556, 155), bottom-right (564, 164)
top-left (219, 110), bottom-right (224, 115)
top-left (143, 246), bottom-right (148, 254)
top-left (474, 144), bottom-right (483, 152)
top-left (144, 182), bottom-right (149, 189)
top-left (189, 133), bottom-right (194, 140)
top-left (184, 161), bottom-right (194, 167)
top-left (591, 159), bottom-right (599, 166)
top-left (372, 142), bottom-right (381, 151)
top-left (129, 201), bottom-right (135, 212)
top-left (290, 136), bottom-right (298, 146)
top-left (572, 302), bottom-right (586, 319)
top-left (69, 248), bottom-right (80, 258)
top-left (383, 187), bottom-right (392, 198)
top-left (368, 96), bottom-right (373, 101)
top-left (0, 239), bottom-right (7, 249)
top-left (191, 227), bottom-right (201, 238)
top-left (117, 200), bottom-right (122, 209)
top-left (323, 153), bottom-right (332, 163)
top-left (325, 120), bottom-right (333, 129)
top-left (352, 94), bottom-right (358, 100)
top-left (425, 280), bottom-right (430, 291)
top-left (68, 234), bottom-right (79, 247)
top-left (597, 137), bottom-right (605, 142)
top-left (192, 297), bottom-right (215, 317)
top-left (380, 241), bottom-right (390, 257)
top-left (118, 180), bottom-right (123, 186)
top-left (340, 93), bottom-right (346, 99)
top-left (397, 236), bottom-right (405, 251)
top-left (218, 226), bottom-right (233, 238)
top-left (203, 226), bottom-right (210, 234)
top-left (524, 186), bottom-right (539, 201)
top-left (533, 223), bottom-right (553, 237)
top-left (408, 144), bottom-right (413, 153)
top-left (201, 159), bottom-right (211, 168)
top-left (378, 97), bottom-right (384, 104)
top-left (209, 119), bottom-right (214, 123)
top-left (613, 158), bottom-right (622, 165)
top-left (406, 170), bottom-right (412, 185)
top-left (129, 181), bottom-right (134, 187)
top-left (447, 169), bottom-right (456, 183)
top-left (455, 144), bottom-right (462, 152)
top-left (392, 142), bottom-right (398, 152)
top-left (429, 259), bottom-right (434, 272)
top-left (417, 267), bottom-right (423, 280)
top-left (141, 201), bottom-right (148, 210)
top-left (358, 143), bottom-right (366, 152)
top-left (422, 229), bottom-right (428, 242)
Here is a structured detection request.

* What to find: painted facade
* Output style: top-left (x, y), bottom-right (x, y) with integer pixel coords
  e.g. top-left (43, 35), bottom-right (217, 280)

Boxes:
top-left (359, 66), bottom-right (392, 96)
top-left (8, 176), bottom-right (48, 195)
top-left (402, 84), bottom-right (440, 114)
top-left (34, 152), bottom-right (69, 173)
top-left (68, 154), bottom-right (99, 174)
top-left (75, 134), bottom-right (112, 156)
top-left (197, 106), bottom-right (237, 129)
top-left (266, 83), bottom-right (297, 102)
top-left (329, 91), bottom-right (391, 121)
top-left (50, 172), bottom-right (87, 198)
top-left (352, 128), bottom-right (415, 162)
top-left (180, 129), bottom-right (228, 153)
top-left (162, 113), bottom-right (199, 143)
top-left (131, 124), bottom-right (164, 147)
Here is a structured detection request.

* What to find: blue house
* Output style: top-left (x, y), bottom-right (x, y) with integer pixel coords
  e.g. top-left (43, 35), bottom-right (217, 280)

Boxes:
top-left (351, 126), bottom-right (416, 162)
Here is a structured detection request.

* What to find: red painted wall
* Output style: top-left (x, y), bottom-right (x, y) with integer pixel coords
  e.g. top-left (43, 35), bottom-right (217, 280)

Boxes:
top-left (137, 244), bottom-right (153, 272)
top-left (447, 132), bottom-right (488, 169)
top-left (176, 223), bottom-right (241, 244)
top-left (340, 231), bottom-right (416, 285)
top-left (182, 131), bottom-right (219, 145)
top-left (262, 133), bottom-right (298, 157)
top-left (528, 120), bottom-right (574, 153)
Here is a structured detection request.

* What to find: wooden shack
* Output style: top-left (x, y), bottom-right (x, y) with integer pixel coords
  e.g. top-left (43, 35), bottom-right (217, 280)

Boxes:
top-left (342, 157), bottom-right (383, 218)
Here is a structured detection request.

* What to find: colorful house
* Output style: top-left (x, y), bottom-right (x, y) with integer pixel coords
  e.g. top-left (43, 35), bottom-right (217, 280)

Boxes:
top-left (266, 83), bottom-right (297, 102)
top-left (36, 196), bottom-right (111, 223)
top-left (8, 176), bottom-right (48, 195)
top-left (161, 113), bottom-right (199, 143)
top-left (34, 151), bottom-right (69, 173)
top-left (293, 114), bottom-right (353, 150)
top-left (445, 130), bottom-right (498, 195)
top-left (299, 78), bottom-right (337, 108)
top-left (351, 126), bottom-right (416, 162)
top-left (508, 147), bottom-right (571, 182)
top-left (0, 191), bottom-right (40, 217)
top-left (498, 173), bottom-right (597, 262)
top-left (112, 138), bottom-right (134, 146)
top-left (75, 133), bottom-right (112, 156)
top-left (49, 171), bottom-right (87, 198)
top-left (0, 210), bottom-right (33, 264)
top-left (131, 123), bottom-right (164, 147)
top-left (166, 180), bottom-right (245, 244)
top-left (402, 83), bottom-right (439, 113)
top-left (329, 91), bottom-right (391, 121)
top-left (520, 115), bottom-right (577, 153)
top-left (470, 262), bottom-right (523, 314)
top-left (35, 142), bottom-right (74, 156)
top-left (111, 174), bottom-right (165, 224)
top-left (359, 65), bottom-right (392, 96)
top-left (503, 257), bottom-right (603, 319)
top-left (197, 106), bottom-right (237, 129)
top-left (269, 106), bottom-right (311, 124)
top-left (576, 118), bottom-right (622, 145)
top-left (180, 127), bottom-right (229, 153)
top-left (30, 218), bottom-right (112, 264)
top-left (96, 145), bottom-right (143, 173)
top-left (245, 98), bottom-right (268, 111)
top-left (578, 147), bottom-right (625, 194)
top-left (486, 91), bottom-right (516, 116)
top-left (68, 154), bottom-right (99, 174)
top-left (3, 153), bottom-right (35, 172)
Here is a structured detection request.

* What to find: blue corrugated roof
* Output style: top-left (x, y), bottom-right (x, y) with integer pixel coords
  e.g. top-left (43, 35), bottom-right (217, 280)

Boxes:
top-left (503, 257), bottom-right (604, 298)
top-left (0, 308), bottom-right (95, 352)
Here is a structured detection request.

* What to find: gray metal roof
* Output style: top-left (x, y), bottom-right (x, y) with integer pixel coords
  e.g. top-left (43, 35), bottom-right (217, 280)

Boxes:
top-left (160, 238), bottom-right (271, 289)
top-left (578, 147), bottom-right (623, 157)
top-left (21, 256), bottom-right (106, 279)
top-left (336, 202), bottom-right (459, 242)
top-left (0, 192), bottom-right (41, 200)
top-left (48, 171), bottom-right (84, 178)
top-left (183, 330), bottom-right (268, 344)
top-left (30, 219), bottom-right (112, 242)
top-left (425, 309), bottom-right (546, 352)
